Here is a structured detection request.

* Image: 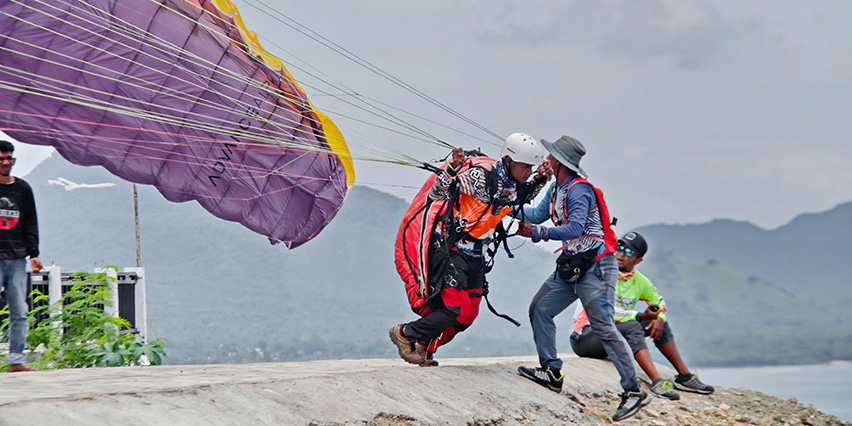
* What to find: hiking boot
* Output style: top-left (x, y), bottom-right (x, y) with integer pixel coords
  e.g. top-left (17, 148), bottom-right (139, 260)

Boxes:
top-left (612, 389), bottom-right (652, 422)
top-left (649, 378), bottom-right (680, 400)
top-left (674, 372), bottom-right (715, 394)
top-left (388, 325), bottom-right (424, 365)
top-left (517, 365), bottom-right (563, 392)
top-left (418, 346), bottom-right (438, 367)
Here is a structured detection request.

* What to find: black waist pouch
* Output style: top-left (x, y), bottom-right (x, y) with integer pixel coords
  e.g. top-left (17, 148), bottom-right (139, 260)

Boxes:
top-left (556, 249), bottom-right (598, 283)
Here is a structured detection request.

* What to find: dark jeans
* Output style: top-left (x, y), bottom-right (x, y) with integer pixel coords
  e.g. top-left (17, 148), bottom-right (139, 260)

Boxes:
top-left (528, 254), bottom-right (639, 392)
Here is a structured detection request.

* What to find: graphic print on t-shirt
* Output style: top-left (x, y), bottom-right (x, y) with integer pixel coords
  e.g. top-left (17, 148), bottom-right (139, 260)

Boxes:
top-left (0, 197), bottom-right (20, 230)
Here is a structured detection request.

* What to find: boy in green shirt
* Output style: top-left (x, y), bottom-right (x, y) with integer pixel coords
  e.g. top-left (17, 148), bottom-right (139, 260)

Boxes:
top-left (570, 232), bottom-right (714, 399)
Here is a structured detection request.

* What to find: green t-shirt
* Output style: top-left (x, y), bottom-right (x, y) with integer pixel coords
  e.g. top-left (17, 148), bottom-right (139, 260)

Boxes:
top-left (613, 270), bottom-right (667, 323)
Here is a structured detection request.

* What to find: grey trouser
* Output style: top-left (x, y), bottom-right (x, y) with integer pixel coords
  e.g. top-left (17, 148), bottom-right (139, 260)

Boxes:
top-left (528, 253), bottom-right (640, 392)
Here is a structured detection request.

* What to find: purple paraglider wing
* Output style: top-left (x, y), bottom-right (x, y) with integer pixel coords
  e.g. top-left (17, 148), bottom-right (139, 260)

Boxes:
top-left (0, 0), bottom-right (354, 248)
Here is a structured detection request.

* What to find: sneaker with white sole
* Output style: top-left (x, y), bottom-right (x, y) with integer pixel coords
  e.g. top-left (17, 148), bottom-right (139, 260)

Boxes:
top-left (517, 365), bottom-right (563, 392)
top-left (612, 389), bottom-right (652, 421)
top-left (674, 372), bottom-right (715, 394)
top-left (649, 378), bottom-right (680, 400)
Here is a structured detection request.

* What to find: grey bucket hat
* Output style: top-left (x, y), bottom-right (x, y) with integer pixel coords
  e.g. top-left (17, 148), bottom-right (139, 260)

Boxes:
top-left (541, 135), bottom-right (588, 178)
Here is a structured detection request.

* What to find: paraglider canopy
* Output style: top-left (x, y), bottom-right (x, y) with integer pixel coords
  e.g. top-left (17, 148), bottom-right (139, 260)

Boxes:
top-left (0, 0), bottom-right (354, 248)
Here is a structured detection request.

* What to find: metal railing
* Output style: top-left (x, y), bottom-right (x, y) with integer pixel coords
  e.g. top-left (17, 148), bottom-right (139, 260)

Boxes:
top-left (1, 266), bottom-right (148, 341)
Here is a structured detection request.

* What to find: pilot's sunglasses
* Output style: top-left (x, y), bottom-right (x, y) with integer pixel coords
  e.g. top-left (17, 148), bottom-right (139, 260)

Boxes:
top-left (617, 245), bottom-right (636, 257)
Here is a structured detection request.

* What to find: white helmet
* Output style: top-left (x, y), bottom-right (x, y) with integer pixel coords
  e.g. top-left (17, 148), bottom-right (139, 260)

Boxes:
top-left (500, 133), bottom-right (543, 165)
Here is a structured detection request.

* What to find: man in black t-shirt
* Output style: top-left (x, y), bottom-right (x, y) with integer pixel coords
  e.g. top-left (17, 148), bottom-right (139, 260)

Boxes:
top-left (0, 140), bottom-right (41, 372)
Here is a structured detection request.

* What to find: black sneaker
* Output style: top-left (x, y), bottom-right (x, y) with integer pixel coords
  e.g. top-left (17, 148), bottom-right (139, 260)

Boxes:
top-left (674, 373), bottom-right (715, 394)
top-left (612, 389), bottom-right (652, 422)
top-left (517, 365), bottom-right (563, 392)
top-left (649, 378), bottom-right (680, 400)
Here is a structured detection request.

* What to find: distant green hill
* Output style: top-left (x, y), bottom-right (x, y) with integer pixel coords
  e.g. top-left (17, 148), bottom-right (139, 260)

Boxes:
top-left (22, 154), bottom-right (852, 366)
top-left (638, 252), bottom-right (850, 366)
top-left (636, 203), bottom-right (852, 307)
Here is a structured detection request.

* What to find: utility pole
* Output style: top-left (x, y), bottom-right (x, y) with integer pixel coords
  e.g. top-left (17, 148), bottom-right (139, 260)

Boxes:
top-left (129, 183), bottom-right (147, 341)
top-left (133, 183), bottom-right (140, 267)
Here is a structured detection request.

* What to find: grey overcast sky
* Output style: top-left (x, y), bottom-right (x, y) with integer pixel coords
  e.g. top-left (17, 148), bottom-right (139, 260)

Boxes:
top-left (6, 0), bottom-right (850, 232)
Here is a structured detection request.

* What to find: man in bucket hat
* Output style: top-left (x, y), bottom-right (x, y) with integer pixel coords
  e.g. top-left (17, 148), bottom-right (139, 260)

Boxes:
top-left (515, 135), bottom-right (650, 422)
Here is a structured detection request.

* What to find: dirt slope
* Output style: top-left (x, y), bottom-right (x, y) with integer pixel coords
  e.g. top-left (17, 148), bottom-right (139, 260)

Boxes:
top-left (0, 355), bottom-right (847, 426)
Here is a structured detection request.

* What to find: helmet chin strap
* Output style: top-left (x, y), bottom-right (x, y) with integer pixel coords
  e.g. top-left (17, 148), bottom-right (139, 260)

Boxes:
top-left (502, 156), bottom-right (520, 182)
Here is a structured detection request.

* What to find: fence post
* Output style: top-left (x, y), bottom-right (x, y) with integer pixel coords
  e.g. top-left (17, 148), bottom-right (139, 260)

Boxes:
top-left (44, 265), bottom-right (62, 311)
top-left (95, 267), bottom-right (119, 317)
top-left (124, 266), bottom-right (147, 342)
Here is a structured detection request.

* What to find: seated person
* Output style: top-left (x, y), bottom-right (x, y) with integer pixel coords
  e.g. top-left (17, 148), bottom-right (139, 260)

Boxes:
top-left (569, 232), bottom-right (714, 400)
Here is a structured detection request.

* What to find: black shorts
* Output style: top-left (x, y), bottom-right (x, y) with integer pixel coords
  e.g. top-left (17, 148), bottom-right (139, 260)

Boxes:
top-left (570, 320), bottom-right (675, 358)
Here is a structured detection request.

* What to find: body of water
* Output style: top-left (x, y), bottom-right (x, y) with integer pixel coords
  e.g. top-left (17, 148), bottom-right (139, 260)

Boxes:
top-left (697, 361), bottom-right (852, 422)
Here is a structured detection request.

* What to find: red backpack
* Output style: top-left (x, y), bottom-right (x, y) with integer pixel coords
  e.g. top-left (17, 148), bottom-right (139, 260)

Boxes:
top-left (393, 156), bottom-right (498, 315)
top-left (554, 177), bottom-right (618, 260)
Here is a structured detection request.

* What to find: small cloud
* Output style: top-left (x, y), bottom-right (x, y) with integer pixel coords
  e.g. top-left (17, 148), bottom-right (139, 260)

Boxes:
top-left (48, 177), bottom-right (117, 191)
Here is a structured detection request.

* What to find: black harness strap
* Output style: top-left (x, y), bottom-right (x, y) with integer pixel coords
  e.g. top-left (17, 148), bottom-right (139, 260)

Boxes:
top-left (483, 282), bottom-right (520, 327)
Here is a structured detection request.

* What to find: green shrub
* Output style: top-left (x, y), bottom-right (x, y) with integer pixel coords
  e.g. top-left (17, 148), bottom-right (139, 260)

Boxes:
top-left (0, 266), bottom-right (166, 370)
